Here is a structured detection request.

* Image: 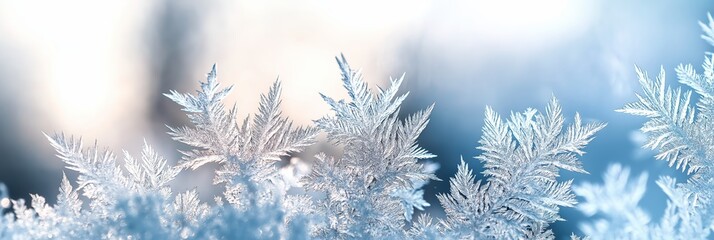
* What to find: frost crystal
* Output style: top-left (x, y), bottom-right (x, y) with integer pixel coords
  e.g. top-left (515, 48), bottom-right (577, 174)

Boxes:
top-left (574, 164), bottom-right (708, 240)
top-left (421, 99), bottom-right (605, 239)
top-left (303, 55), bottom-right (438, 239)
top-left (0, 65), bottom-right (316, 239)
top-left (165, 64), bottom-right (318, 209)
top-left (575, 13), bottom-right (714, 240)
top-left (0, 56), bottom-right (605, 239)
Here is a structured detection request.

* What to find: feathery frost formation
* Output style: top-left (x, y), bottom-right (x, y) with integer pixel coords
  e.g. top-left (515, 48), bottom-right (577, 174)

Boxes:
top-left (1, 64), bottom-right (318, 239)
top-left (0, 56), bottom-right (605, 239)
top-left (411, 99), bottom-right (605, 239)
top-left (574, 13), bottom-right (714, 240)
top-left (303, 55), bottom-right (438, 239)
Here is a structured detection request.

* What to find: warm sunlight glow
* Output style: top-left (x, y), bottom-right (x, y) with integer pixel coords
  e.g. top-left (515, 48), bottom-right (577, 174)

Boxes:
top-left (0, 0), bottom-right (149, 145)
top-left (436, 0), bottom-right (596, 51)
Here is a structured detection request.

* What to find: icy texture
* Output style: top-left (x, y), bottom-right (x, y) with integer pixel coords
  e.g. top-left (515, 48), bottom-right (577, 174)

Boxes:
top-left (574, 164), bottom-right (708, 240)
top-left (164, 64), bottom-right (318, 210)
top-left (0, 65), bottom-right (316, 239)
top-left (0, 57), bottom-right (605, 239)
top-left (302, 55), bottom-right (438, 239)
top-left (575, 13), bottom-right (714, 240)
top-left (410, 99), bottom-right (605, 239)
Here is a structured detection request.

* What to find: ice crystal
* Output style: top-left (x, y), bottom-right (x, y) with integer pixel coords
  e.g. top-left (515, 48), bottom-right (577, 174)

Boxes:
top-left (575, 13), bottom-right (714, 240)
top-left (574, 164), bottom-right (708, 240)
top-left (0, 65), bottom-right (316, 239)
top-left (0, 56), bottom-right (605, 240)
top-left (302, 55), bottom-right (438, 239)
top-left (165, 63), bottom-right (318, 209)
top-left (416, 99), bottom-right (605, 239)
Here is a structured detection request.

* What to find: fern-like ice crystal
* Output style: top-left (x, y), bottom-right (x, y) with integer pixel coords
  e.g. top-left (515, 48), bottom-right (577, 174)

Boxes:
top-left (0, 56), bottom-right (606, 240)
top-left (302, 55), bottom-right (438, 239)
top-left (0, 65), bottom-right (316, 239)
top-left (576, 13), bottom-right (714, 240)
top-left (420, 99), bottom-right (605, 239)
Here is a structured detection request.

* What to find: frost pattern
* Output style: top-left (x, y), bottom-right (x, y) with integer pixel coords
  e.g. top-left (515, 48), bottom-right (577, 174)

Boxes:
top-left (573, 164), bottom-right (708, 240)
top-left (303, 55), bottom-right (438, 239)
top-left (164, 64), bottom-right (318, 210)
top-left (0, 56), bottom-right (605, 239)
top-left (411, 99), bottom-right (605, 239)
top-left (575, 13), bottom-right (714, 240)
top-left (0, 65), bottom-right (316, 239)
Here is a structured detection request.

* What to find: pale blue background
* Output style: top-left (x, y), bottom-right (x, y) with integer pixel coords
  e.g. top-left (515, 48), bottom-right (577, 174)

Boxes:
top-left (0, 0), bottom-right (712, 238)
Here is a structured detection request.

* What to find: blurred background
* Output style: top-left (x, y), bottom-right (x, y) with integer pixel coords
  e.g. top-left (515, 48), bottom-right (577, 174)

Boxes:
top-left (0, 0), bottom-right (712, 237)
